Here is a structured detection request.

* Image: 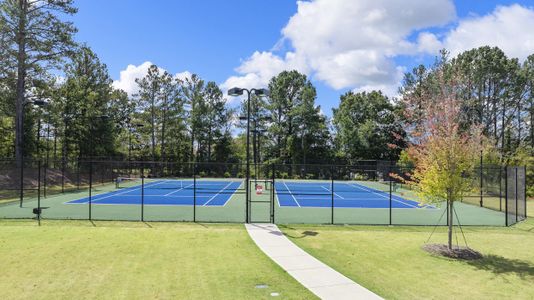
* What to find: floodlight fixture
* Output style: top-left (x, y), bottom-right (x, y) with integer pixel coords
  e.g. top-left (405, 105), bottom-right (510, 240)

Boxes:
top-left (228, 87), bottom-right (244, 96)
top-left (254, 88), bottom-right (269, 97)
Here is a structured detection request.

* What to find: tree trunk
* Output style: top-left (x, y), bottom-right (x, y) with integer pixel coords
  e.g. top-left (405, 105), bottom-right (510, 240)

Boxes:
top-left (161, 98), bottom-right (167, 162)
top-left (15, 0), bottom-right (28, 165)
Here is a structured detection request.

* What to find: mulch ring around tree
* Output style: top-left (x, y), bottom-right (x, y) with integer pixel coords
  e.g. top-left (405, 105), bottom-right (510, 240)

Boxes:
top-left (422, 244), bottom-right (483, 260)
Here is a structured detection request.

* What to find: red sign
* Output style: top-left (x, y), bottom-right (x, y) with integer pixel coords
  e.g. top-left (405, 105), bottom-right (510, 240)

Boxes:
top-left (256, 185), bottom-right (263, 195)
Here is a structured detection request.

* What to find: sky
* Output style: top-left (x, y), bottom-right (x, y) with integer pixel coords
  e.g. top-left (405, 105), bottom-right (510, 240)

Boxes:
top-left (70, 0), bottom-right (534, 117)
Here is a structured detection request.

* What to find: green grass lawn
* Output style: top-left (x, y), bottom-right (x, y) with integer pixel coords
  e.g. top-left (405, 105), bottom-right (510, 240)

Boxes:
top-left (0, 220), bottom-right (315, 300)
top-left (281, 205), bottom-right (534, 300)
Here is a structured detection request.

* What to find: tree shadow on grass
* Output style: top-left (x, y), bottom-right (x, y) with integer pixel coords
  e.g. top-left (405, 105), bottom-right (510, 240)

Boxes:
top-left (465, 254), bottom-right (534, 280)
top-left (283, 230), bottom-right (319, 239)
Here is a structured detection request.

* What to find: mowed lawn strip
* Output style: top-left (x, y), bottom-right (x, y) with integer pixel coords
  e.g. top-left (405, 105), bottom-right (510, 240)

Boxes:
top-left (0, 220), bottom-right (316, 300)
top-left (281, 202), bottom-right (534, 300)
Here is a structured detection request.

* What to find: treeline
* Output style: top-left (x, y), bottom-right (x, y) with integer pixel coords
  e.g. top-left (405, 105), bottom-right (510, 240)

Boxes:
top-left (0, 1), bottom-right (532, 169)
top-left (402, 49), bottom-right (534, 165)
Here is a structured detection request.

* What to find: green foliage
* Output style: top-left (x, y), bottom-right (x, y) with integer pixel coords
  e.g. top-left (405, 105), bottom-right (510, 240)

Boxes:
top-left (509, 145), bottom-right (534, 197)
top-left (265, 70), bottom-right (332, 166)
top-left (1, 0), bottom-right (78, 160)
top-left (397, 149), bottom-right (414, 168)
top-left (332, 91), bottom-right (405, 162)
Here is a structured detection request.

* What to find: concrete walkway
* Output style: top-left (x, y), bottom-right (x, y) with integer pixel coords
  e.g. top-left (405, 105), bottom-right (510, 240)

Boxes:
top-left (245, 223), bottom-right (383, 300)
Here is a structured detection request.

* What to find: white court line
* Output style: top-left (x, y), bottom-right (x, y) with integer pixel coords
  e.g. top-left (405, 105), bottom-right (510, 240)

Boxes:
top-left (349, 183), bottom-right (419, 208)
top-left (76, 180), bottom-right (172, 204)
top-left (203, 181), bottom-right (234, 206)
top-left (282, 181), bottom-right (301, 207)
top-left (164, 183), bottom-right (193, 196)
top-left (321, 185), bottom-right (345, 199)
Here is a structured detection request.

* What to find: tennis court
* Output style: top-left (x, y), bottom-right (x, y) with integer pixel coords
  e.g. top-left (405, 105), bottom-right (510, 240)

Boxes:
top-left (66, 179), bottom-right (243, 206)
top-left (275, 181), bottom-right (428, 209)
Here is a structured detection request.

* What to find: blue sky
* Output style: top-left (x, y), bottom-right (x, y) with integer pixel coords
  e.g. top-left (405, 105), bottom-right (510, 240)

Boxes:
top-left (71, 0), bottom-right (534, 116)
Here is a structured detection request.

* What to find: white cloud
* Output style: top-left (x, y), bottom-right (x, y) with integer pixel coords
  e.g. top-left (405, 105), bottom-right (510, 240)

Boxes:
top-left (174, 71), bottom-right (192, 82)
top-left (417, 32), bottom-right (443, 54)
top-left (112, 61), bottom-right (153, 96)
top-left (112, 62), bottom-right (192, 96)
top-left (443, 4), bottom-right (534, 61)
top-left (223, 0), bottom-right (456, 96)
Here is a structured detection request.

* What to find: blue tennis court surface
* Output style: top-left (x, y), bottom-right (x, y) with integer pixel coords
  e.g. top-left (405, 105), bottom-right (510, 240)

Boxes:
top-left (275, 181), bottom-right (428, 209)
top-left (66, 180), bottom-right (242, 206)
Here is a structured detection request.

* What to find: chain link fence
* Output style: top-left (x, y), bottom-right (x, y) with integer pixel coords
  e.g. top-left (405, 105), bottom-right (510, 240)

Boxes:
top-left (0, 159), bottom-right (527, 226)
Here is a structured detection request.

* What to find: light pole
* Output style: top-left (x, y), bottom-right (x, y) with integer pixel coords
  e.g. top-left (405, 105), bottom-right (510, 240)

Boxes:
top-left (19, 99), bottom-right (48, 207)
top-left (228, 87), bottom-right (269, 223)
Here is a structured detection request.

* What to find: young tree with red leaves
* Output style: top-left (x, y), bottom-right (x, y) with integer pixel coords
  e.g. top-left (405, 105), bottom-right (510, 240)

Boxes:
top-left (403, 68), bottom-right (483, 250)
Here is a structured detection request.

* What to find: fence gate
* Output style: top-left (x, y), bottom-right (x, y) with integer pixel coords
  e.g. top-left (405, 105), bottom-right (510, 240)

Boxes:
top-left (249, 164), bottom-right (273, 223)
top-left (506, 166), bottom-right (527, 226)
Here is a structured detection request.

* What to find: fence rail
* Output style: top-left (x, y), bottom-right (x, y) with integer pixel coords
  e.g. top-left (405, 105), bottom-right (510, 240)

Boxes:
top-left (0, 159), bottom-right (527, 226)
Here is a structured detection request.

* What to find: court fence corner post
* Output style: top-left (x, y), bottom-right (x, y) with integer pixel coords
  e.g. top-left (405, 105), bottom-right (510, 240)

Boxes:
top-left (504, 166), bottom-right (508, 226)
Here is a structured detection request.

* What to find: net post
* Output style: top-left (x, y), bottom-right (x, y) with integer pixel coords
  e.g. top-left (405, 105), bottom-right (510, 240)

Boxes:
top-left (141, 165), bottom-right (145, 222)
top-left (505, 166), bottom-right (508, 226)
top-left (193, 163), bottom-right (197, 223)
top-left (331, 165), bottom-right (334, 225)
top-left (88, 160), bottom-right (93, 221)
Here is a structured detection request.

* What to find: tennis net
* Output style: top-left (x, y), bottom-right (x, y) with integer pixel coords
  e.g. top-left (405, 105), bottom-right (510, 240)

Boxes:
top-left (116, 177), bottom-right (246, 192)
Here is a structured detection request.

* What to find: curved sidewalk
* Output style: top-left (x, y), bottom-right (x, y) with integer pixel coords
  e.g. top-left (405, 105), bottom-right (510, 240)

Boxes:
top-left (245, 223), bottom-right (383, 300)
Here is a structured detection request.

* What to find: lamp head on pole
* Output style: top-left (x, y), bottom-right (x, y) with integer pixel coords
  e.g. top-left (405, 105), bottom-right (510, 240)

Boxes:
top-left (254, 88), bottom-right (269, 97)
top-left (32, 100), bottom-right (49, 107)
top-left (228, 87), bottom-right (244, 96)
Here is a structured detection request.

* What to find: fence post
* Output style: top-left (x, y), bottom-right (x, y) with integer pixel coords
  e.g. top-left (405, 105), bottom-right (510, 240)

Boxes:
top-left (515, 167), bottom-right (518, 223)
top-left (331, 165), bottom-right (334, 225)
top-left (525, 166), bottom-right (528, 219)
top-left (499, 167), bottom-right (502, 211)
top-left (88, 160), bottom-right (92, 221)
top-left (37, 160), bottom-right (41, 226)
top-left (505, 166), bottom-right (508, 226)
top-left (271, 164), bottom-right (275, 224)
top-left (479, 153), bottom-right (483, 207)
top-left (141, 165), bottom-right (145, 222)
top-left (389, 175), bottom-right (392, 225)
top-left (43, 157), bottom-right (47, 198)
top-left (19, 157), bottom-right (24, 208)
top-left (193, 163), bottom-right (197, 222)
top-left (61, 157), bottom-right (65, 193)
top-left (77, 157), bottom-right (81, 190)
